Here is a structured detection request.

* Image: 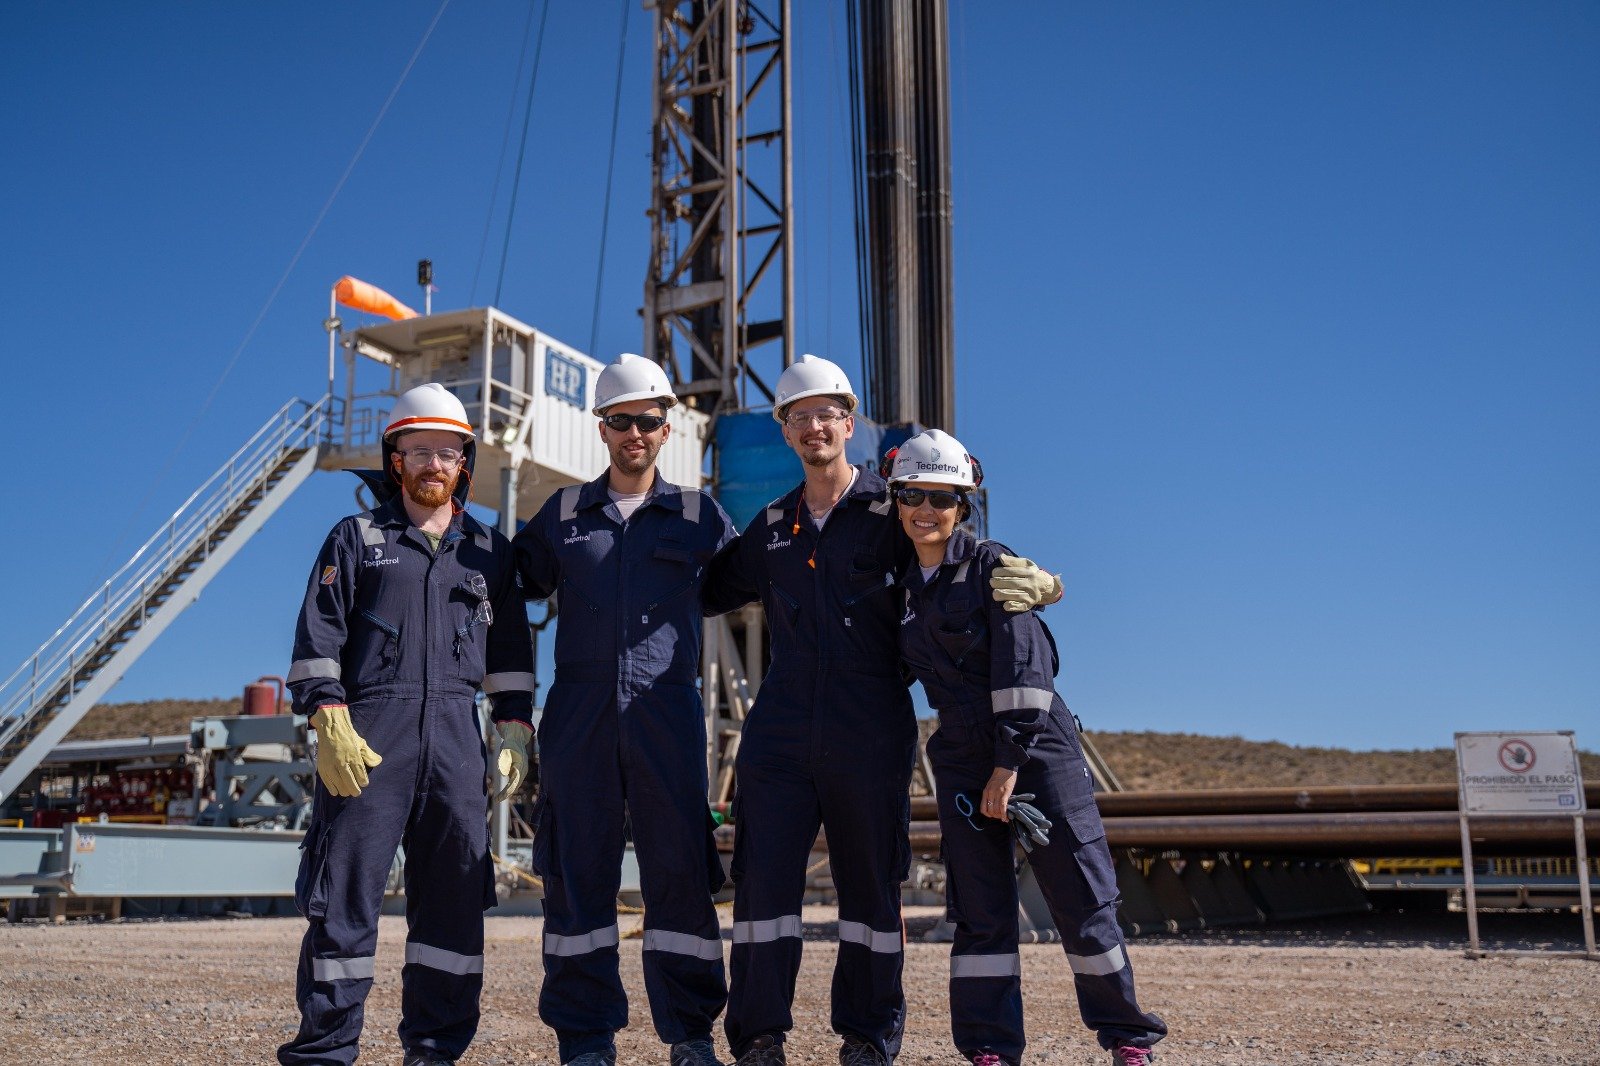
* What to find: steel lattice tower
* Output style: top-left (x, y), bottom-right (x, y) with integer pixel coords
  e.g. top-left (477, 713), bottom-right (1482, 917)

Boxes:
top-left (644, 0), bottom-right (794, 419)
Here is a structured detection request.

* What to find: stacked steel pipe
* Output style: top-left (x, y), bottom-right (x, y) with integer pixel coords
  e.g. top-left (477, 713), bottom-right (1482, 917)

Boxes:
top-left (714, 783), bottom-right (1600, 857)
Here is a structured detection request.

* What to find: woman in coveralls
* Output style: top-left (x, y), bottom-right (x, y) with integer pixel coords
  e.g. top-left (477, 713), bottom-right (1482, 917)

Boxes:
top-left (885, 430), bottom-right (1166, 1066)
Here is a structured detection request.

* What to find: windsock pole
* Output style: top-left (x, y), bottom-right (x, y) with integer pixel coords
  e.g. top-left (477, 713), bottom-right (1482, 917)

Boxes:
top-left (325, 287), bottom-right (339, 403)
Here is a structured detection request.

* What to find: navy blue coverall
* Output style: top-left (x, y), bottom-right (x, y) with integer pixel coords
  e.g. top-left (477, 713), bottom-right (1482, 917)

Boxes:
top-left (703, 464), bottom-right (917, 1063)
top-left (899, 531), bottom-right (1166, 1064)
top-left (513, 472), bottom-right (736, 1063)
top-left (279, 486), bottom-right (535, 1065)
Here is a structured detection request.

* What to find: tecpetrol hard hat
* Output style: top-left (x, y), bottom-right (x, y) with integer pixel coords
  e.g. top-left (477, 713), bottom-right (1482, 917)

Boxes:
top-left (772, 353), bottom-right (859, 423)
top-left (383, 383), bottom-right (473, 441)
top-left (886, 428), bottom-right (982, 490)
top-left (592, 353), bottom-right (678, 415)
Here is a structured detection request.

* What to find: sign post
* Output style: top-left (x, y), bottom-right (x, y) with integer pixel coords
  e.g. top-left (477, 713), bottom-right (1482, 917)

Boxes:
top-left (1455, 731), bottom-right (1595, 960)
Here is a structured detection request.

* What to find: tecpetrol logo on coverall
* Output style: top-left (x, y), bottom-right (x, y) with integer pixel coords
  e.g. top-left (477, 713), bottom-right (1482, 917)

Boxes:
top-left (366, 546), bottom-right (399, 568)
top-left (564, 524), bottom-right (593, 545)
top-left (767, 530), bottom-right (791, 551)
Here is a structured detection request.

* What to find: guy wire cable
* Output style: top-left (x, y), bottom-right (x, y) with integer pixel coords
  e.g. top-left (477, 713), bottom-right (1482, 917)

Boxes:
top-left (494, 0), bottom-right (554, 306)
top-left (589, 0), bottom-right (632, 356)
top-left (470, 0), bottom-right (541, 307)
top-left (91, 0), bottom-right (453, 582)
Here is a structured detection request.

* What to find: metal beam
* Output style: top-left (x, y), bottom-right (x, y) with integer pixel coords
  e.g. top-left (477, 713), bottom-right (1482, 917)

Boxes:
top-left (62, 822), bottom-right (304, 897)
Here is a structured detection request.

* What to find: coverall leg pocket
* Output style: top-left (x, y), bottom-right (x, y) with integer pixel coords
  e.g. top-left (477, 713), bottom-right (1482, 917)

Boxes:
top-left (893, 790), bottom-right (912, 883)
top-left (1063, 802), bottom-right (1109, 848)
top-left (704, 809), bottom-right (728, 894)
top-left (940, 841), bottom-right (964, 925)
top-left (294, 822), bottom-right (332, 920)
top-left (727, 792), bottom-right (747, 887)
top-left (530, 796), bottom-right (557, 883)
top-left (481, 853), bottom-right (500, 911)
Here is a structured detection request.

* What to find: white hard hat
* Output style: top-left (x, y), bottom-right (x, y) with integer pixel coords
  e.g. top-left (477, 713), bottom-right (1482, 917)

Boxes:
top-left (887, 429), bottom-right (981, 490)
top-left (384, 383), bottom-right (473, 441)
top-left (593, 353), bottom-right (678, 415)
top-left (772, 353), bottom-right (859, 423)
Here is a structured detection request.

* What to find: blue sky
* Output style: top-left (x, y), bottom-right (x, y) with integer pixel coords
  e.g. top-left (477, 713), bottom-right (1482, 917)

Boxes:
top-left (2, 2), bottom-right (1594, 751)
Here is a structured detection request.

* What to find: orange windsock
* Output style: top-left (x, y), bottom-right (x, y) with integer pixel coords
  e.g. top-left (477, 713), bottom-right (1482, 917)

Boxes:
top-left (334, 275), bottom-right (417, 321)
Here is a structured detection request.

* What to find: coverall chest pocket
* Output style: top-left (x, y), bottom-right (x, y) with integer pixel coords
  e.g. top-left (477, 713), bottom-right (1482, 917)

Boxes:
top-left (556, 576), bottom-right (608, 653)
top-left (843, 549), bottom-right (893, 606)
top-left (766, 582), bottom-right (802, 642)
top-left (933, 609), bottom-right (987, 667)
top-left (448, 572), bottom-right (491, 673)
top-left (644, 541), bottom-right (697, 608)
top-left (351, 607), bottom-right (401, 683)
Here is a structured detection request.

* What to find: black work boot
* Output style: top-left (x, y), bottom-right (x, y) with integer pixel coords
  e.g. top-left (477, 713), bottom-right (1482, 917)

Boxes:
top-left (671, 1037), bottom-right (728, 1066)
top-left (735, 1034), bottom-right (787, 1066)
top-left (565, 1050), bottom-right (618, 1066)
top-left (402, 1051), bottom-right (454, 1066)
top-left (838, 1036), bottom-right (887, 1065)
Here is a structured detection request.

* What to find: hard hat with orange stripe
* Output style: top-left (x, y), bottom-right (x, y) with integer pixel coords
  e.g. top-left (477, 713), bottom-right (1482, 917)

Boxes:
top-left (383, 383), bottom-right (473, 442)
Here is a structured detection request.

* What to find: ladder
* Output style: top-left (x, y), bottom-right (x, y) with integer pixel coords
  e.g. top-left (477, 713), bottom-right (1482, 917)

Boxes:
top-left (0, 397), bottom-right (333, 803)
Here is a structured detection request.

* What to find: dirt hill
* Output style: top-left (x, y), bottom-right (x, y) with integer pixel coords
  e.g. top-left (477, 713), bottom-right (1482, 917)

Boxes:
top-left (912, 718), bottom-right (1600, 790)
top-left (71, 699), bottom-right (1598, 790)
top-left (1081, 730), bottom-right (1600, 790)
top-left (68, 698), bottom-right (245, 741)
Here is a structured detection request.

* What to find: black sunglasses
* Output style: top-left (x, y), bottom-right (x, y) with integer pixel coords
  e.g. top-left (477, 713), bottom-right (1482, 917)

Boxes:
top-left (895, 487), bottom-right (965, 510)
top-left (602, 413), bottom-right (668, 433)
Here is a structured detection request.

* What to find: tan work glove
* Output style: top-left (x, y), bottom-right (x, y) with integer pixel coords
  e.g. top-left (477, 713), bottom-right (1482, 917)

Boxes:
top-left (494, 721), bottom-right (535, 803)
top-left (311, 704), bottom-right (383, 798)
top-left (989, 554), bottom-right (1063, 613)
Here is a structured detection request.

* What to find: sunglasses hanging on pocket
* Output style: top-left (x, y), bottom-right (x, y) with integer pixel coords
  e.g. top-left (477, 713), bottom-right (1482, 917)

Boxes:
top-left (458, 573), bottom-right (493, 626)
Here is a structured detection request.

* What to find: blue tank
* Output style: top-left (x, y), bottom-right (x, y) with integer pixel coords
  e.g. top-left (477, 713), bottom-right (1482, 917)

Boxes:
top-left (713, 412), bottom-right (887, 529)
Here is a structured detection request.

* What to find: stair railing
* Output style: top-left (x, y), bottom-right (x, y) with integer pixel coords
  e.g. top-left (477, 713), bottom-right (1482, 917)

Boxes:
top-left (0, 396), bottom-right (337, 754)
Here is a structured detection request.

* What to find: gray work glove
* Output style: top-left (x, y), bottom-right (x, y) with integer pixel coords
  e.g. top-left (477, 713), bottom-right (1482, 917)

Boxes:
top-left (1006, 793), bottom-right (1053, 852)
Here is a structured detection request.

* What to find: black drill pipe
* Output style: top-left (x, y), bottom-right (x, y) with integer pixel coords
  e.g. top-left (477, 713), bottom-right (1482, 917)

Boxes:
top-left (715, 810), bottom-right (1599, 858)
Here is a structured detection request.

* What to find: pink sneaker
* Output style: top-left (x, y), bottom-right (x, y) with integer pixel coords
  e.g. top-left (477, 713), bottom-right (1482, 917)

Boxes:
top-left (970, 1054), bottom-right (1006, 1066)
top-left (1112, 1046), bottom-right (1153, 1066)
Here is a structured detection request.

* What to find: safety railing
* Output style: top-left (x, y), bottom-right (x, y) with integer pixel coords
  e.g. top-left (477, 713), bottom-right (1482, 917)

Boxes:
top-left (0, 396), bottom-right (336, 756)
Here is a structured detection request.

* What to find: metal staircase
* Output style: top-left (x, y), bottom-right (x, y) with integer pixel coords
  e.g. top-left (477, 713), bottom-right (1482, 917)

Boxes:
top-left (0, 397), bottom-right (333, 804)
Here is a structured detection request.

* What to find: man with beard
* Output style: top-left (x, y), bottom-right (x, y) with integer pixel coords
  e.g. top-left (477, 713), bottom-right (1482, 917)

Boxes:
top-left (701, 356), bottom-right (1062, 1066)
top-left (280, 383), bottom-right (535, 1066)
top-left (510, 353), bottom-right (738, 1066)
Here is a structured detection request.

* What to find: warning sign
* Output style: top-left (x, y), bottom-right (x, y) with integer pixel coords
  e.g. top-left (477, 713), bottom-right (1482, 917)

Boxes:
top-left (1456, 731), bottom-right (1584, 814)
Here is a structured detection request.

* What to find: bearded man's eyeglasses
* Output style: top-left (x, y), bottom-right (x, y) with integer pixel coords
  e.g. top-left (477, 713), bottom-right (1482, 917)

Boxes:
top-left (602, 413), bottom-right (669, 433)
top-left (397, 447), bottom-right (465, 467)
top-left (895, 487), bottom-right (965, 510)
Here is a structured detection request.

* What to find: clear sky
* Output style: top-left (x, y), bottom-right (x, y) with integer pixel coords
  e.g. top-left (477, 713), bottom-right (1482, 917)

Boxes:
top-left (2, 2), bottom-right (1595, 751)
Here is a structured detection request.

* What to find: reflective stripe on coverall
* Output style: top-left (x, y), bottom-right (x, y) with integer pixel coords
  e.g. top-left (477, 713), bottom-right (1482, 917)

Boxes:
top-left (899, 531), bottom-right (1166, 1065)
top-left (703, 464), bottom-right (916, 1062)
top-left (278, 496), bottom-right (533, 1066)
top-left (514, 473), bottom-right (736, 1063)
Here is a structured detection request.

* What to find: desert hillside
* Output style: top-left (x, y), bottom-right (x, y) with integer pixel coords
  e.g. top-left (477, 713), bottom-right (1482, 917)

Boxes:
top-left (69, 698), bottom-right (1599, 791)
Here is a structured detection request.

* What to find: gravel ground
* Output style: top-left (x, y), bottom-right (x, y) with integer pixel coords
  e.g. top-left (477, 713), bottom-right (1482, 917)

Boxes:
top-left (1, 905), bottom-right (1596, 1065)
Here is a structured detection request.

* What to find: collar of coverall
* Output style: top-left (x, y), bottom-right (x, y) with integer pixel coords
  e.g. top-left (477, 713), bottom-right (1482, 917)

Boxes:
top-left (573, 468), bottom-right (689, 515)
top-left (367, 493), bottom-right (494, 551)
top-left (900, 527), bottom-right (978, 590)
top-left (775, 461), bottom-right (888, 518)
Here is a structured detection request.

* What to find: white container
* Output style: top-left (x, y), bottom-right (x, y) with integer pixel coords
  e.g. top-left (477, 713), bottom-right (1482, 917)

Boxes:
top-left (326, 307), bottom-right (708, 521)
